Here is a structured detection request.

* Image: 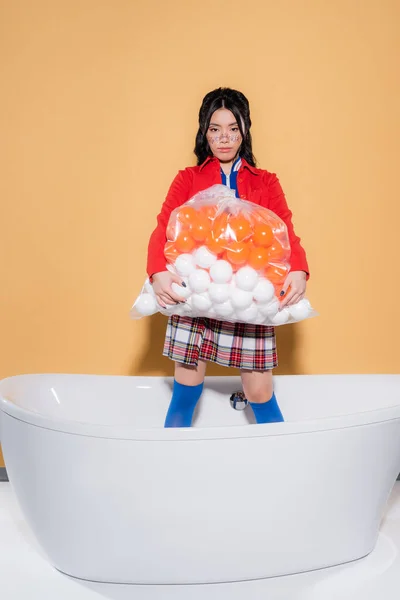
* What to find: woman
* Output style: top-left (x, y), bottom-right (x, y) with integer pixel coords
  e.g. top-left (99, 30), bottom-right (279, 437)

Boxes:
top-left (147, 88), bottom-right (309, 427)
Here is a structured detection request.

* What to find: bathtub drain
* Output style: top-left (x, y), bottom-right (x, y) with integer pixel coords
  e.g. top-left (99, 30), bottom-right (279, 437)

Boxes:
top-left (230, 391), bottom-right (248, 410)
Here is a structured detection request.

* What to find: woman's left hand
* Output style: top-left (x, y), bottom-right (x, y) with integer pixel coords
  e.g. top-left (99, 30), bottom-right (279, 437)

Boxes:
top-left (279, 271), bottom-right (307, 308)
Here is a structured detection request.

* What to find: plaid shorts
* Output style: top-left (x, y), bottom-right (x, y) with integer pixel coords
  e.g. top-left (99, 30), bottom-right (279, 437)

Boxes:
top-left (163, 315), bottom-right (277, 371)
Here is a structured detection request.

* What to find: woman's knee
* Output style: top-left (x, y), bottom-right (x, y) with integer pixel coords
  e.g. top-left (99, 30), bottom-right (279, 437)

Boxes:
top-left (175, 360), bottom-right (207, 386)
top-left (240, 369), bottom-right (273, 404)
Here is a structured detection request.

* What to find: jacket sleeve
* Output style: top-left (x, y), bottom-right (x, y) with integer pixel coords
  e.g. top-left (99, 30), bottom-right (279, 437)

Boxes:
top-left (262, 172), bottom-right (310, 277)
top-left (146, 169), bottom-right (193, 277)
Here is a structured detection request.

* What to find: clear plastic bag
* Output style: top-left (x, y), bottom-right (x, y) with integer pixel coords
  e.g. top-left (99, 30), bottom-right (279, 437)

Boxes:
top-left (130, 184), bottom-right (317, 325)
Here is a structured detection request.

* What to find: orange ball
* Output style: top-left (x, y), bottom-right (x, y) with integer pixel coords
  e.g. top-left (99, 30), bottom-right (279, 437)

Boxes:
top-left (251, 208), bottom-right (283, 233)
top-left (248, 246), bottom-right (269, 271)
top-left (175, 232), bottom-right (196, 254)
top-left (225, 241), bottom-right (250, 266)
top-left (205, 235), bottom-right (224, 256)
top-left (190, 213), bottom-right (211, 243)
top-left (177, 205), bottom-right (198, 225)
top-left (265, 264), bottom-right (289, 284)
top-left (246, 238), bottom-right (257, 253)
top-left (228, 214), bottom-right (252, 242)
top-left (267, 242), bottom-right (287, 262)
top-left (167, 219), bottom-right (188, 241)
top-left (200, 204), bottom-right (218, 220)
top-left (253, 223), bottom-right (274, 247)
top-left (212, 213), bottom-right (229, 240)
top-left (164, 241), bottom-right (179, 263)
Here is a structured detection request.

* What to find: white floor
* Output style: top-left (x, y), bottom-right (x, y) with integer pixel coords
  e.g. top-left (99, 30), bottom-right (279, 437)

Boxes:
top-left (2, 483), bottom-right (400, 600)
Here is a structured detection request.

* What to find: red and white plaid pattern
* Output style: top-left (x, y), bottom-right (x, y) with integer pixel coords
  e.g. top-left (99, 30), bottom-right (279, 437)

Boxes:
top-left (163, 315), bottom-right (277, 370)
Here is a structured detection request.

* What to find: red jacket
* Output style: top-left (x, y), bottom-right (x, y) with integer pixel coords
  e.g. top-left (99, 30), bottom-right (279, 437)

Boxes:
top-left (147, 156), bottom-right (309, 277)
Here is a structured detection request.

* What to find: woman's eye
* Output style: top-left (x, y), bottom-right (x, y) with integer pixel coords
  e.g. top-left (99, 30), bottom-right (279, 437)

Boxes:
top-left (231, 127), bottom-right (239, 132)
top-left (209, 128), bottom-right (218, 133)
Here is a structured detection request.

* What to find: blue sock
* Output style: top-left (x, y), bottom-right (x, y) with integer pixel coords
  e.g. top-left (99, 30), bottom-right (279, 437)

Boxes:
top-left (249, 392), bottom-right (284, 424)
top-left (164, 380), bottom-right (204, 428)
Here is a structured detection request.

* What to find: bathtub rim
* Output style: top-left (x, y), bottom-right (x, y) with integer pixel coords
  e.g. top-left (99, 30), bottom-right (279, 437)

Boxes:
top-left (1, 373), bottom-right (400, 441)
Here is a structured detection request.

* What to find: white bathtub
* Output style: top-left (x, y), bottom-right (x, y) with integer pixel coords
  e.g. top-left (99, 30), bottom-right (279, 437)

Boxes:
top-left (1, 373), bottom-right (400, 585)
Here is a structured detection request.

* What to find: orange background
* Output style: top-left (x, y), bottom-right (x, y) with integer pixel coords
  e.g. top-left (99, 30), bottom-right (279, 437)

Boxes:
top-left (1, 0), bottom-right (399, 466)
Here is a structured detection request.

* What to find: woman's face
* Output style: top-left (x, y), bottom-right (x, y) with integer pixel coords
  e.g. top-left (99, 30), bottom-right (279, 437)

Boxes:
top-left (206, 108), bottom-right (243, 163)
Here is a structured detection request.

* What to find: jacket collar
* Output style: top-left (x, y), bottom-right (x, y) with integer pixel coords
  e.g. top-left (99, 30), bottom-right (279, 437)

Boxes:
top-left (199, 155), bottom-right (259, 175)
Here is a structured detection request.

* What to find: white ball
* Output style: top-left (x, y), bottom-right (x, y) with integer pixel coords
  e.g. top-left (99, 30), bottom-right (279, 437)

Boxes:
top-left (188, 269), bottom-right (211, 293)
top-left (230, 288), bottom-right (253, 310)
top-left (236, 303), bottom-right (258, 322)
top-left (235, 266), bottom-right (259, 292)
top-left (135, 293), bottom-right (158, 316)
top-left (179, 301), bottom-right (192, 315)
top-left (163, 303), bottom-right (192, 317)
top-left (161, 304), bottom-right (182, 316)
top-left (271, 309), bottom-right (290, 325)
top-left (253, 278), bottom-right (275, 304)
top-left (258, 299), bottom-right (280, 318)
top-left (210, 259), bottom-right (233, 284)
top-left (175, 253), bottom-right (196, 276)
top-left (209, 283), bottom-right (230, 304)
top-left (213, 300), bottom-right (234, 318)
top-left (288, 299), bottom-right (312, 321)
top-left (171, 282), bottom-right (191, 300)
top-left (191, 292), bottom-right (212, 312)
top-left (193, 246), bottom-right (218, 269)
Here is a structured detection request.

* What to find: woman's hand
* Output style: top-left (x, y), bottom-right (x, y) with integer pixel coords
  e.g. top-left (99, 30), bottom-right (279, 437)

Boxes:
top-left (151, 271), bottom-right (187, 308)
top-left (279, 271), bottom-right (307, 308)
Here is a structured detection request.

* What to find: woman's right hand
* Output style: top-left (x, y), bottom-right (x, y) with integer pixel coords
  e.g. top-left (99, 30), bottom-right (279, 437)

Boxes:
top-left (151, 271), bottom-right (187, 308)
